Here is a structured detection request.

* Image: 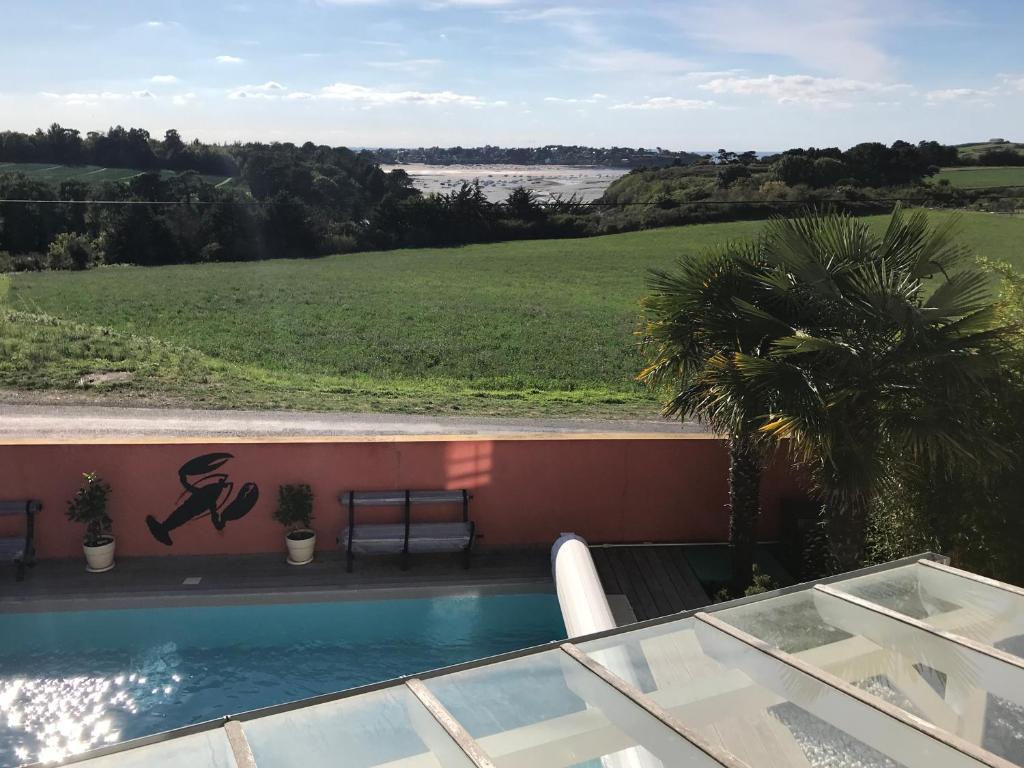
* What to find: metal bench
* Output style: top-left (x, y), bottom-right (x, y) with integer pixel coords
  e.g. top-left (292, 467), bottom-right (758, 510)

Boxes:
top-left (0, 500), bottom-right (41, 581)
top-left (339, 490), bottom-right (474, 572)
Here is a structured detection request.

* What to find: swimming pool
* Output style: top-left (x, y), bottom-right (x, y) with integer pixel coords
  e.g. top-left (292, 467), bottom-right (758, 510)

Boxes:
top-left (0, 590), bottom-right (565, 767)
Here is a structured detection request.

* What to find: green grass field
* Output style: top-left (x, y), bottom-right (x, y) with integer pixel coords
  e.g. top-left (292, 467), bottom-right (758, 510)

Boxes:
top-left (3, 211), bottom-right (1023, 416)
top-left (935, 166), bottom-right (1024, 189)
top-left (0, 162), bottom-right (235, 188)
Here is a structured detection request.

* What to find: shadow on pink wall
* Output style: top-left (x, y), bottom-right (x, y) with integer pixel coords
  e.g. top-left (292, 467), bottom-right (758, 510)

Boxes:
top-left (0, 436), bottom-right (806, 559)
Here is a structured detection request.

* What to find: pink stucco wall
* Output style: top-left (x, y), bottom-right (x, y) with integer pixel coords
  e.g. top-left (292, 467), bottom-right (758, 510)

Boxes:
top-left (0, 435), bottom-right (805, 559)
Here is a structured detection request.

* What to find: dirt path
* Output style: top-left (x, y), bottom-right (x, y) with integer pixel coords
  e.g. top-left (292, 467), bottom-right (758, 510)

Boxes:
top-left (0, 402), bottom-right (698, 439)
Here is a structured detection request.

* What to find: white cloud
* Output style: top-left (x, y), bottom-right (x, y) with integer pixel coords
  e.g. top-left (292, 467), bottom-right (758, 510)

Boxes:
top-left (150, 75), bottom-right (179, 84)
top-left (700, 74), bottom-right (908, 106)
top-left (502, 7), bottom-right (696, 78)
top-left (229, 81), bottom-right (287, 100)
top-left (611, 97), bottom-right (716, 111)
top-left (498, 6), bottom-right (601, 24)
top-left (925, 88), bottom-right (996, 106)
top-left (216, 55), bottom-right (245, 64)
top-left (677, 2), bottom-right (892, 80)
top-left (172, 92), bottom-right (198, 106)
top-left (544, 93), bottom-right (607, 104)
top-left (40, 90), bottom-right (156, 106)
top-left (998, 74), bottom-right (1024, 92)
top-left (281, 82), bottom-right (493, 107)
top-left (321, 82), bottom-right (487, 106)
top-left (425, 0), bottom-right (514, 7)
top-left (368, 58), bottom-right (442, 71)
top-left (564, 47), bottom-right (697, 75)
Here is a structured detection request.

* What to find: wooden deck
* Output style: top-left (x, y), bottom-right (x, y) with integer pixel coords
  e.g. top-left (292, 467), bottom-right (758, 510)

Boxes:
top-left (590, 544), bottom-right (711, 621)
top-left (0, 548), bottom-right (554, 606)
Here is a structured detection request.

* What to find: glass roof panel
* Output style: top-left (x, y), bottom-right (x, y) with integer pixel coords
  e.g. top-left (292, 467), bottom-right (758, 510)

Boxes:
top-left (67, 730), bottom-right (237, 768)
top-left (578, 615), bottom-right (990, 768)
top-left (423, 647), bottom-right (729, 768)
top-left (829, 563), bottom-right (1024, 657)
top-left (241, 686), bottom-right (478, 768)
top-left (717, 589), bottom-right (1024, 766)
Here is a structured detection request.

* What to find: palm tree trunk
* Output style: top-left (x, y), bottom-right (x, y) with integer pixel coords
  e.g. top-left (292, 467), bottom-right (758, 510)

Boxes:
top-left (728, 435), bottom-right (761, 596)
top-left (824, 495), bottom-right (868, 573)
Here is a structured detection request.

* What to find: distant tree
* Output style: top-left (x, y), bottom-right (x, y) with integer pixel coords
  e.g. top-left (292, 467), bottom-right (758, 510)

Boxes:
top-left (916, 140), bottom-right (959, 168)
top-left (161, 129), bottom-right (186, 167)
top-left (504, 186), bottom-right (544, 221)
top-left (772, 154), bottom-right (815, 186)
top-left (717, 165), bottom-right (751, 187)
top-left (811, 157), bottom-right (846, 187)
top-left (44, 124), bottom-right (84, 165)
top-left (977, 148), bottom-right (1024, 166)
top-left (262, 192), bottom-right (319, 258)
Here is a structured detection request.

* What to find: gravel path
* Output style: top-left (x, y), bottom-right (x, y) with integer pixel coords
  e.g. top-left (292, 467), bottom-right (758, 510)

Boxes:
top-left (0, 403), bottom-right (699, 439)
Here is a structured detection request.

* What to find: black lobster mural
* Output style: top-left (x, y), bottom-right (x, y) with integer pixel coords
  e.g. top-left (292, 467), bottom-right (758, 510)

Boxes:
top-left (146, 453), bottom-right (259, 546)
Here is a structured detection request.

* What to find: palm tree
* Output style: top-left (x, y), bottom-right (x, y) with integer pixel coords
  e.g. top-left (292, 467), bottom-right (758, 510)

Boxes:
top-left (741, 207), bottom-right (1011, 570)
top-left (638, 243), bottom-right (781, 594)
top-left (640, 206), bottom-right (1011, 582)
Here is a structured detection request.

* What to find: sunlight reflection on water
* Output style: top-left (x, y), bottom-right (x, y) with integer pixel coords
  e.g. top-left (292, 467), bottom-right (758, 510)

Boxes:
top-left (0, 645), bottom-right (181, 765)
top-left (0, 595), bottom-right (564, 767)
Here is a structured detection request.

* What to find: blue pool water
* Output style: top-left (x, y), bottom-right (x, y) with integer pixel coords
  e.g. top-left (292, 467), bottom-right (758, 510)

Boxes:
top-left (0, 592), bottom-right (565, 767)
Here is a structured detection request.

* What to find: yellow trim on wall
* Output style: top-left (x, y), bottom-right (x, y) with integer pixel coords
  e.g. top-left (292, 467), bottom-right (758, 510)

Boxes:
top-left (0, 431), bottom-right (723, 447)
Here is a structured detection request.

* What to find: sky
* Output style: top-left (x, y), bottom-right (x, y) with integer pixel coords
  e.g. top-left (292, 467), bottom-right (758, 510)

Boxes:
top-left (2, 0), bottom-right (1023, 151)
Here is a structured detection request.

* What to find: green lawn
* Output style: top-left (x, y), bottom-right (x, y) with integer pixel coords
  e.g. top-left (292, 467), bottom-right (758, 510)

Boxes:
top-left (0, 162), bottom-right (234, 187)
top-left (3, 211), bottom-right (1023, 416)
top-left (935, 166), bottom-right (1024, 189)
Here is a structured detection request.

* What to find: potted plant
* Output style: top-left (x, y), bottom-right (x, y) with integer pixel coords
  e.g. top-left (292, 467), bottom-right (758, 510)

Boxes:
top-left (274, 484), bottom-right (316, 565)
top-left (66, 472), bottom-right (115, 572)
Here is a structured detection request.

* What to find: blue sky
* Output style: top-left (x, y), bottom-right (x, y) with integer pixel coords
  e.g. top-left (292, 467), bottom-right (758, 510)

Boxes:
top-left (2, 0), bottom-right (1022, 150)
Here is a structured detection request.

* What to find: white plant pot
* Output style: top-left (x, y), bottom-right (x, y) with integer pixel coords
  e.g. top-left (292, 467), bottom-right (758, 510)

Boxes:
top-left (84, 536), bottom-right (116, 573)
top-left (286, 529), bottom-right (316, 565)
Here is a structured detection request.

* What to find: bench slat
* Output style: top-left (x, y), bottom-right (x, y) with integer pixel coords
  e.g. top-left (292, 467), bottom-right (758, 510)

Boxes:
top-left (342, 522), bottom-right (473, 555)
top-left (0, 500), bottom-right (41, 516)
top-left (0, 538), bottom-right (25, 560)
top-left (339, 489), bottom-right (473, 571)
top-left (339, 490), bottom-right (465, 506)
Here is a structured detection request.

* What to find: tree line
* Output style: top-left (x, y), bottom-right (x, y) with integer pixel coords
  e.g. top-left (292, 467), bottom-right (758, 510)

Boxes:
top-left (0, 125), bottom-right (238, 176)
top-left (767, 140), bottom-right (958, 187)
top-left (1, 127), bottom-right (1020, 272)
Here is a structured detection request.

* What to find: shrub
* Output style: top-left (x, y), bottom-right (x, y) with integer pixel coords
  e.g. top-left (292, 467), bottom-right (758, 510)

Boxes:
top-left (866, 258), bottom-right (1024, 584)
top-left (66, 472), bottom-right (113, 547)
top-left (47, 232), bottom-right (99, 270)
top-left (273, 483), bottom-right (314, 534)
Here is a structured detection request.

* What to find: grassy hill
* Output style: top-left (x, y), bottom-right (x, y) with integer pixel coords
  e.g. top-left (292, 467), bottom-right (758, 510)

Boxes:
top-left (3, 211), bottom-right (1023, 416)
top-left (956, 140), bottom-right (1024, 161)
top-left (0, 161), bottom-right (236, 188)
top-left (935, 166), bottom-right (1024, 188)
